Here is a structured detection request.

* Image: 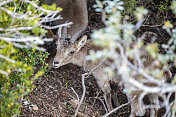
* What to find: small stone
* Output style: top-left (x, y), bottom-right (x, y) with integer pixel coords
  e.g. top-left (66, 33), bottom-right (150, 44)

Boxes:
top-left (69, 99), bottom-right (78, 108)
top-left (74, 99), bottom-right (78, 106)
top-left (32, 105), bottom-right (38, 111)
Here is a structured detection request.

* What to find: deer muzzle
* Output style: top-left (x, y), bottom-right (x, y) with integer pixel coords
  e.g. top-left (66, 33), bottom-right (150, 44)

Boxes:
top-left (53, 61), bottom-right (60, 68)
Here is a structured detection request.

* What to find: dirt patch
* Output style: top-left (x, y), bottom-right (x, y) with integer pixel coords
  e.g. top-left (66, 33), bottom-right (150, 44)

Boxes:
top-left (20, 64), bottom-right (105, 117)
top-left (20, 63), bottom-right (130, 117)
top-left (20, 0), bottom-right (175, 117)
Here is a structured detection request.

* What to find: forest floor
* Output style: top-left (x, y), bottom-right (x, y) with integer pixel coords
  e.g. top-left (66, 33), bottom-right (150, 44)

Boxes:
top-left (20, 0), bottom-right (175, 117)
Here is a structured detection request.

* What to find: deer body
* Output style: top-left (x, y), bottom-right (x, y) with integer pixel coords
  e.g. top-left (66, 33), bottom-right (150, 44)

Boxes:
top-left (44, 0), bottom-right (88, 42)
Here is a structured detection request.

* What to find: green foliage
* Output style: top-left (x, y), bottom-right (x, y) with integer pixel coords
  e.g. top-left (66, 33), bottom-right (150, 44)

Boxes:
top-left (146, 43), bottom-right (158, 59)
top-left (0, 0), bottom-right (59, 116)
top-left (122, 0), bottom-right (138, 16)
top-left (152, 0), bottom-right (169, 12)
top-left (16, 48), bottom-right (49, 70)
top-left (90, 0), bottom-right (176, 91)
top-left (0, 41), bottom-right (31, 116)
top-left (0, 42), bottom-right (49, 116)
top-left (171, 1), bottom-right (176, 14)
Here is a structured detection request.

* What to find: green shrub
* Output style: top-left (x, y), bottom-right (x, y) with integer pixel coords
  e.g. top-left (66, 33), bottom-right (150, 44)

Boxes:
top-left (90, 0), bottom-right (176, 115)
top-left (152, 0), bottom-right (169, 12)
top-left (0, 0), bottom-right (59, 116)
top-left (122, 0), bottom-right (138, 16)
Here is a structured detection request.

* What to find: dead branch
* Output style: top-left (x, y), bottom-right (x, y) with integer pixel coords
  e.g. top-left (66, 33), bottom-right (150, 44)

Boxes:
top-left (74, 73), bottom-right (86, 117)
top-left (102, 96), bottom-right (135, 117)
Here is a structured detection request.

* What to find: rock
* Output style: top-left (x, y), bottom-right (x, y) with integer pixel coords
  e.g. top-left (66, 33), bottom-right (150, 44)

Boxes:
top-left (69, 99), bottom-right (78, 108)
top-left (32, 105), bottom-right (39, 111)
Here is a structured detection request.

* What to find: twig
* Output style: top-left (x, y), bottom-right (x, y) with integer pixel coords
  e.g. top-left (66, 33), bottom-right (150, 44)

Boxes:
top-left (84, 57), bottom-right (106, 79)
top-left (74, 73), bottom-right (86, 117)
top-left (41, 22), bottom-right (73, 29)
top-left (0, 0), bottom-right (66, 51)
top-left (90, 97), bottom-right (108, 113)
top-left (141, 24), bottom-right (163, 28)
top-left (102, 96), bottom-right (135, 117)
top-left (71, 87), bottom-right (80, 104)
top-left (0, 0), bottom-right (14, 6)
top-left (0, 70), bottom-right (8, 77)
top-left (0, 54), bottom-right (15, 63)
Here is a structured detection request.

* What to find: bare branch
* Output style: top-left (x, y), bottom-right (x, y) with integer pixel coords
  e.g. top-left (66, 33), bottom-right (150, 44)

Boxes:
top-left (0, 0), bottom-right (14, 7)
top-left (102, 96), bottom-right (135, 117)
top-left (74, 73), bottom-right (86, 117)
top-left (0, 70), bottom-right (8, 77)
top-left (0, 0), bottom-right (66, 50)
top-left (71, 87), bottom-right (80, 104)
top-left (0, 54), bottom-right (15, 63)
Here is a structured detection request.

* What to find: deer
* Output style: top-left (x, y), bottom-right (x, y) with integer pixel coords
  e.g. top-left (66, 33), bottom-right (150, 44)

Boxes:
top-left (44, 0), bottom-right (172, 116)
top-left (44, 0), bottom-right (121, 112)
top-left (51, 31), bottom-right (171, 116)
top-left (45, 0), bottom-right (121, 112)
top-left (50, 29), bottom-right (171, 116)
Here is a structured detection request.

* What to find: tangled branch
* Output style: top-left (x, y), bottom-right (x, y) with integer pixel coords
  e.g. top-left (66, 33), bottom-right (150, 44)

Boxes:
top-left (0, 0), bottom-right (72, 50)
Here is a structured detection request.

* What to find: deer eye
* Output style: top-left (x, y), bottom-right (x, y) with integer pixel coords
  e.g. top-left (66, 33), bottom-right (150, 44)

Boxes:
top-left (70, 50), bottom-right (75, 54)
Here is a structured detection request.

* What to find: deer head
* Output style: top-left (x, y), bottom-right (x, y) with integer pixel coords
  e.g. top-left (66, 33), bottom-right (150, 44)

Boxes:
top-left (53, 35), bottom-right (87, 68)
top-left (47, 28), bottom-right (87, 68)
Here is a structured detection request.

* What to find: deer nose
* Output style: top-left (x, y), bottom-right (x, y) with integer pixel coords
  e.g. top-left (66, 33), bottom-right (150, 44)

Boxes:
top-left (53, 61), bottom-right (60, 68)
top-left (53, 61), bottom-right (59, 65)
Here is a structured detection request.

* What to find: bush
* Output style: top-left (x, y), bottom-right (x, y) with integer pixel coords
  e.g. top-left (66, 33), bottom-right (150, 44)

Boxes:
top-left (0, 0), bottom-right (61, 116)
top-left (88, 0), bottom-right (176, 116)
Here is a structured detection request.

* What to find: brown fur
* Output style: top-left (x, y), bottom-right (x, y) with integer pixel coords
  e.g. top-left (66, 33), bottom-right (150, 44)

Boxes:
top-left (44, 0), bottom-right (88, 40)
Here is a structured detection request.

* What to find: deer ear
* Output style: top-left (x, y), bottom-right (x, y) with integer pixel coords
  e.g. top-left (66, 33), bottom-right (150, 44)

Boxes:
top-left (75, 35), bottom-right (87, 52)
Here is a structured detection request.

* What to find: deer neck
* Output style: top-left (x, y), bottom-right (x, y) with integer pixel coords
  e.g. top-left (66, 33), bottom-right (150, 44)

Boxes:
top-left (71, 47), bottom-right (90, 71)
top-left (71, 41), bottom-right (102, 72)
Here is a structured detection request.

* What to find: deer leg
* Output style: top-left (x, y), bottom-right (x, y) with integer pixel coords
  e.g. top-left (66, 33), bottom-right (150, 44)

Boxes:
top-left (95, 76), bottom-right (113, 111)
top-left (111, 75), bottom-right (123, 107)
top-left (93, 71), bottom-right (121, 112)
top-left (101, 83), bottom-right (114, 111)
top-left (104, 92), bottom-right (114, 112)
top-left (112, 91), bottom-right (120, 107)
top-left (110, 82), bottom-right (121, 107)
top-left (149, 94), bottom-right (159, 117)
top-left (128, 91), bottom-right (146, 117)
